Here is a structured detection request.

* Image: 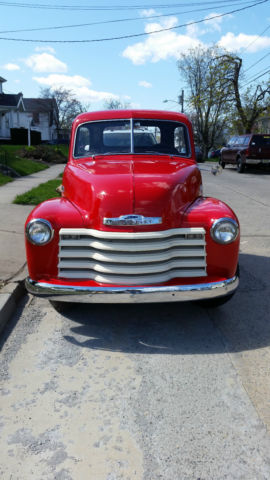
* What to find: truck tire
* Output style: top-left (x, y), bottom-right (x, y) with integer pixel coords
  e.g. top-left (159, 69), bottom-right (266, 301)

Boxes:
top-left (237, 156), bottom-right (245, 173)
top-left (219, 157), bottom-right (225, 169)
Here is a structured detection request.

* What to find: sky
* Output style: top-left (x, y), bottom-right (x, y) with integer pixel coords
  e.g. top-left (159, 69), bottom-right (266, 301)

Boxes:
top-left (0, 0), bottom-right (270, 112)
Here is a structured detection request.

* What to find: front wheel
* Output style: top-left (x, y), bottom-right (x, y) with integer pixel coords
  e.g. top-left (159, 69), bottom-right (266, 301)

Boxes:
top-left (199, 264), bottom-right (239, 308)
top-left (219, 157), bottom-right (225, 169)
top-left (237, 157), bottom-right (245, 173)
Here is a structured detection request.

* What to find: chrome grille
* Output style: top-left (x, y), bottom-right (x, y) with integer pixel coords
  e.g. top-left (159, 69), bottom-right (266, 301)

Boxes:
top-left (58, 227), bottom-right (207, 285)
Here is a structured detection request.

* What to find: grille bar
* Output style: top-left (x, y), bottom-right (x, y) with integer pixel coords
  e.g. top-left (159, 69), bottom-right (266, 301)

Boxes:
top-left (58, 227), bottom-right (207, 284)
top-left (59, 247), bottom-right (205, 263)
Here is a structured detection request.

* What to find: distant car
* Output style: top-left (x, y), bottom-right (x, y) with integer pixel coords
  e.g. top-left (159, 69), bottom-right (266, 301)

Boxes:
top-left (195, 146), bottom-right (204, 163)
top-left (220, 134), bottom-right (270, 173)
top-left (208, 149), bottom-right (221, 159)
top-left (25, 109), bottom-right (240, 307)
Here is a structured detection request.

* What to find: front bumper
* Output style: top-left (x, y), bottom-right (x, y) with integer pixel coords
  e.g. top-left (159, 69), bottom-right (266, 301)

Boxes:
top-left (25, 275), bottom-right (239, 303)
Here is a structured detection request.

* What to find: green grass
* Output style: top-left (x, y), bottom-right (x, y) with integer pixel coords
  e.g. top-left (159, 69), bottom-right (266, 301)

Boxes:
top-left (0, 145), bottom-right (48, 176)
top-left (13, 177), bottom-right (62, 205)
top-left (54, 144), bottom-right (69, 156)
top-left (0, 172), bottom-right (13, 186)
top-left (7, 157), bottom-right (47, 176)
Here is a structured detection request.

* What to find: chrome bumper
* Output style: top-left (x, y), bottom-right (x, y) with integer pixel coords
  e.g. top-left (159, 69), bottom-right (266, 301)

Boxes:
top-left (25, 276), bottom-right (239, 304)
top-left (246, 159), bottom-right (270, 165)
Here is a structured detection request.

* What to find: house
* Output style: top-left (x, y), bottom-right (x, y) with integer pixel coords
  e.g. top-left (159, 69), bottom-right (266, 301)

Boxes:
top-left (23, 98), bottom-right (58, 141)
top-left (255, 115), bottom-right (270, 134)
top-left (0, 77), bottom-right (58, 142)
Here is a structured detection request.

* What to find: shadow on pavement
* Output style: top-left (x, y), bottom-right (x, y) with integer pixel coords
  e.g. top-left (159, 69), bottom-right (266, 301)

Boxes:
top-left (53, 252), bottom-right (270, 355)
top-left (224, 166), bottom-right (270, 176)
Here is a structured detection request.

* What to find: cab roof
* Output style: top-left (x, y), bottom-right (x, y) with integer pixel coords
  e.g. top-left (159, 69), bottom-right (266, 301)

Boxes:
top-left (73, 109), bottom-right (191, 127)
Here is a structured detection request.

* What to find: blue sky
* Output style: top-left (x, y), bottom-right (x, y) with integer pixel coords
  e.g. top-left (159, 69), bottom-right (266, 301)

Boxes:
top-left (1, 0), bottom-right (270, 111)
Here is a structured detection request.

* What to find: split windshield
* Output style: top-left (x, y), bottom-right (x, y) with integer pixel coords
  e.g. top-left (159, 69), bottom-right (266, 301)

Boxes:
top-left (74, 119), bottom-right (190, 157)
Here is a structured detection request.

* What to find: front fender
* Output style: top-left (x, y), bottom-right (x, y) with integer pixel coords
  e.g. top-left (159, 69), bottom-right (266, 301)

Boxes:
top-left (182, 196), bottom-right (240, 279)
top-left (25, 198), bottom-right (85, 281)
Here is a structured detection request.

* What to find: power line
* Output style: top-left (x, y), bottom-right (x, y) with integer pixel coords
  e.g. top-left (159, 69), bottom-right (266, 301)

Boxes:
top-left (241, 24), bottom-right (270, 53)
top-left (244, 51), bottom-right (270, 73)
top-left (0, 0), bottom-right (254, 34)
top-left (243, 66), bottom-right (270, 86)
top-left (0, 0), bottom-right (252, 11)
top-left (247, 68), bottom-right (270, 83)
top-left (0, 0), bottom-right (267, 43)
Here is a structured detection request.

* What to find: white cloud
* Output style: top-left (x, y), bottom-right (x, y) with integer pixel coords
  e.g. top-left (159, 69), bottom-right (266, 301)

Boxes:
top-left (122, 17), bottom-right (203, 65)
top-left (186, 21), bottom-right (200, 38)
top-left (203, 13), bottom-right (223, 32)
top-left (218, 32), bottom-right (270, 52)
top-left (35, 46), bottom-right (56, 54)
top-left (141, 9), bottom-right (157, 17)
top-left (139, 80), bottom-right (152, 88)
top-left (3, 63), bottom-right (20, 71)
top-left (25, 53), bottom-right (67, 73)
top-left (33, 74), bottom-right (119, 103)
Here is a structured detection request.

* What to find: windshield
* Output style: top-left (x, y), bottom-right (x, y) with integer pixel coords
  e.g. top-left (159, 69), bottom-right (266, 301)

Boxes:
top-left (74, 119), bottom-right (190, 157)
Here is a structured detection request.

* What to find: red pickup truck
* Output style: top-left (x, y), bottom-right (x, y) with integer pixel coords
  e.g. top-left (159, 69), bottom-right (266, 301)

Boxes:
top-left (25, 109), bottom-right (240, 307)
top-left (220, 133), bottom-right (270, 173)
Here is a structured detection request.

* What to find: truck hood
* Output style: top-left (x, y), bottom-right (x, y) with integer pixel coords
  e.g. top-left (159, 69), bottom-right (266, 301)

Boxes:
top-left (63, 155), bottom-right (202, 230)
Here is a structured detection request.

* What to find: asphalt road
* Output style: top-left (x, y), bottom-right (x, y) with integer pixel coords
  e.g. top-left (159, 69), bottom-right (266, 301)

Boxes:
top-left (1, 163), bottom-right (270, 480)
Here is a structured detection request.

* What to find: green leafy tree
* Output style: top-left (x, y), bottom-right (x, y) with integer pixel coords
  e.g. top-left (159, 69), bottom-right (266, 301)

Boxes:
top-left (218, 54), bottom-right (270, 134)
top-left (178, 46), bottom-right (234, 158)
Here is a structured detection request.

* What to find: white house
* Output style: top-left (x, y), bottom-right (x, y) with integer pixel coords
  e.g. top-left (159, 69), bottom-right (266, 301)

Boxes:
top-left (0, 77), bottom-right (58, 142)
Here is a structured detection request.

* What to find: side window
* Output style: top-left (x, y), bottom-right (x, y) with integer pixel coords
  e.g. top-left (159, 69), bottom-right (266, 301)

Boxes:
top-left (250, 135), bottom-right (260, 146)
top-left (74, 126), bottom-right (91, 156)
top-left (250, 135), bottom-right (270, 146)
top-left (228, 137), bottom-right (235, 146)
top-left (243, 136), bottom-right (250, 145)
top-left (174, 126), bottom-right (188, 155)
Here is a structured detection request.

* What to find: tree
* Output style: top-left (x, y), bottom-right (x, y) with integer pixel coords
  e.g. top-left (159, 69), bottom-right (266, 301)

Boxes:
top-left (218, 54), bottom-right (270, 134)
top-left (40, 87), bottom-right (87, 131)
top-left (103, 98), bottom-right (131, 110)
top-left (178, 46), bottom-right (234, 157)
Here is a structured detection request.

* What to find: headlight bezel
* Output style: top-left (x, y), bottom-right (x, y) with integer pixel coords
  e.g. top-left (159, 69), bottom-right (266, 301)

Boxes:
top-left (26, 218), bottom-right (54, 246)
top-left (210, 217), bottom-right (239, 245)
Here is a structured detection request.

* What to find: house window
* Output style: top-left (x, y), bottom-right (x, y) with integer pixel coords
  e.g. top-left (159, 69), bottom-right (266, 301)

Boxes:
top-left (33, 112), bottom-right (40, 124)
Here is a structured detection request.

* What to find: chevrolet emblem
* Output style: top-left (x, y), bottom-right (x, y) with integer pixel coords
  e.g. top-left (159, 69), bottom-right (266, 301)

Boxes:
top-left (103, 215), bottom-right (162, 226)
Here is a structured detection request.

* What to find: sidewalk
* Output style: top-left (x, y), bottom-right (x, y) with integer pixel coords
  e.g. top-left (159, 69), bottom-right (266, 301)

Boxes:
top-left (0, 164), bottom-right (65, 331)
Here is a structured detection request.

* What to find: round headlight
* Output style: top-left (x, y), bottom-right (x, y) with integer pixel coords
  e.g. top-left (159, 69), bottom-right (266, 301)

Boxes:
top-left (210, 218), bottom-right (239, 244)
top-left (26, 219), bottom-right (54, 245)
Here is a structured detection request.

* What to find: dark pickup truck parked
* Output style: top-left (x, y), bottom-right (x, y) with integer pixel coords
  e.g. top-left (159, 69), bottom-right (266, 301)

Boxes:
top-left (220, 134), bottom-right (270, 173)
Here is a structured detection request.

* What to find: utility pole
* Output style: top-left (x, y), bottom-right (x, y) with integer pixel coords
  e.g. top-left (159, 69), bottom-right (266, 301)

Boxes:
top-left (178, 90), bottom-right (184, 113)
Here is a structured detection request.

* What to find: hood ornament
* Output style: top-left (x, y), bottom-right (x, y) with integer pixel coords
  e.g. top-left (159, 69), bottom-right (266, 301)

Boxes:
top-left (104, 214), bottom-right (162, 226)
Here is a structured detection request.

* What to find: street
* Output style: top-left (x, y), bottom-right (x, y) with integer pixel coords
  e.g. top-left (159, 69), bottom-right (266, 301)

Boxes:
top-left (1, 164), bottom-right (270, 480)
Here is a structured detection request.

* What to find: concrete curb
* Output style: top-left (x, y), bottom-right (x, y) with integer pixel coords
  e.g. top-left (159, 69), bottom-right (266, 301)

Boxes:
top-left (0, 280), bottom-right (27, 334)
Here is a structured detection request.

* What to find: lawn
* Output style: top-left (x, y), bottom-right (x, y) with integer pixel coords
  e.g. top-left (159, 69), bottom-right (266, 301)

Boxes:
top-left (0, 145), bottom-right (48, 176)
top-left (14, 177), bottom-right (62, 205)
top-left (0, 172), bottom-right (13, 186)
top-left (0, 143), bottom-right (68, 185)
